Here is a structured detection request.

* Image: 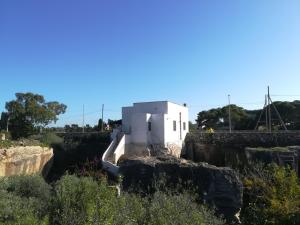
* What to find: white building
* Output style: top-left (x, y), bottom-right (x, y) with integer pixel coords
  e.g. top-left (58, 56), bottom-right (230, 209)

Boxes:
top-left (122, 101), bottom-right (189, 148)
top-left (102, 101), bottom-right (189, 175)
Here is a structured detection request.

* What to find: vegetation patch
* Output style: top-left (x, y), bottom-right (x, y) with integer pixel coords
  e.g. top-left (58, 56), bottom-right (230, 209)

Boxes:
top-left (240, 163), bottom-right (300, 225)
top-left (0, 174), bottom-right (224, 225)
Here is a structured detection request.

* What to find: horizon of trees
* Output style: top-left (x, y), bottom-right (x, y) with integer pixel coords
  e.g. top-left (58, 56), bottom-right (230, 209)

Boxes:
top-left (196, 100), bottom-right (300, 131)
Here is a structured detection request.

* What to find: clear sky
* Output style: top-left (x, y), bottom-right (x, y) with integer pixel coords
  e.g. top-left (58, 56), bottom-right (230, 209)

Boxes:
top-left (0, 0), bottom-right (299, 126)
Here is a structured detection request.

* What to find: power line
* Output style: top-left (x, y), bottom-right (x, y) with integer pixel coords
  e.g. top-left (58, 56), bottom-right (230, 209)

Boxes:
top-left (271, 94), bottom-right (300, 97)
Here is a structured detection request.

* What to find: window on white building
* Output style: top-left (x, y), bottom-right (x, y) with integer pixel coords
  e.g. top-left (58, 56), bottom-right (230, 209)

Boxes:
top-left (173, 120), bottom-right (176, 131)
top-left (183, 122), bottom-right (186, 131)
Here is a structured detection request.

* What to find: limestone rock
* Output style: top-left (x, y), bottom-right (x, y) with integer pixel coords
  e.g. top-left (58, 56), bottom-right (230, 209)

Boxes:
top-left (0, 146), bottom-right (53, 176)
top-left (119, 155), bottom-right (243, 222)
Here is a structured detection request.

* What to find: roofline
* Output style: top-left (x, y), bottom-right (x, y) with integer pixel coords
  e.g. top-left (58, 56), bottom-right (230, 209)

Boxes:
top-left (132, 100), bottom-right (187, 107)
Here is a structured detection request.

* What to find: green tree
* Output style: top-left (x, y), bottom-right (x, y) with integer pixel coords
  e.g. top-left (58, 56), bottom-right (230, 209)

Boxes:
top-left (107, 119), bottom-right (122, 128)
top-left (272, 100), bottom-right (300, 130)
top-left (97, 118), bottom-right (105, 131)
top-left (196, 100), bottom-right (300, 131)
top-left (0, 112), bottom-right (9, 131)
top-left (196, 105), bottom-right (250, 130)
top-left (5, 92), bottom-right (67, 138)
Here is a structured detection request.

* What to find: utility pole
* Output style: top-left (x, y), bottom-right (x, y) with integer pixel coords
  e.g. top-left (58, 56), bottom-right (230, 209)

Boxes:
top-left (101, 104), bottom-right (104, 132)
top-left (268, 86), bottom-right (272, 132)
top-left (265, 95), bottom-right (268, 130)
top-left (82, 104), bottom-right (85, 133)
top-left (6, 116), bottom-right (9, 133)
top-left (228, 94), bottom-right (232, 133)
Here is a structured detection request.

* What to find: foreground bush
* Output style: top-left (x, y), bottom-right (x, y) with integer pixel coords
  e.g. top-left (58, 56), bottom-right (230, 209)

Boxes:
top-left (241, 163), bottom-right (300, 225)
top-left (0, 174), bottom-right (224, 225)
top-left (51, 175), bottom-right (224, 225)
top-left (0, 175), bottom-right (51, 224)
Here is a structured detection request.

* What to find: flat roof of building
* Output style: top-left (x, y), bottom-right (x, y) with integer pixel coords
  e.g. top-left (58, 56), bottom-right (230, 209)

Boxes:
top-left (133, 100), bottom-right (187, 107)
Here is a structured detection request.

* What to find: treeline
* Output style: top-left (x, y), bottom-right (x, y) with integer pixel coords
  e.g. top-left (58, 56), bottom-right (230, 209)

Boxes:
top-left (196, 100), bottom-right (300, 131)
top-left (0, 92), bottom-right (121, 138)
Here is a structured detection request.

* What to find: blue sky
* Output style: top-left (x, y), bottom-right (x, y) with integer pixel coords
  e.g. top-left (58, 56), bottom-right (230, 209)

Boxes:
top-left (0, 0), bottom-right (299, 126)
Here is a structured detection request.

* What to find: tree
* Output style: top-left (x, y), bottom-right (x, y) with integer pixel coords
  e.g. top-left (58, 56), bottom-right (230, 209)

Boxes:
top-left (107, 119), bottom-right (122, 128)
top-left (196, 105), bottom-right (250, 130)
top-left (196, 100), bottom-right (300, 131)
top-left (5, 92), bottom-right (67, 138)
top-left (97, 119), bottom-right (106, 131)
top-left (0, 112), bottom-right (9, 131)
top-left (272, 101), bottom-right (300, 130)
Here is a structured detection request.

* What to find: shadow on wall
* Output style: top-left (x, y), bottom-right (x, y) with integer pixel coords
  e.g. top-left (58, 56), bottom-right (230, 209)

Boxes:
top-left (45, 133), bottom-right (111, 182)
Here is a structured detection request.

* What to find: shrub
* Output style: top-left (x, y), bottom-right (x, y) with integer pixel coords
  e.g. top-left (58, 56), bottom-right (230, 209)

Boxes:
top-left (0, 175), bottom-right (51, 224)
top-left (0, 174), bottom-right (224, 225)
top-left (147, 191), bottom-right (224, 225)
top-left (50, 174), bottom-right (224, 225)
top-left (40, 132), bottom-right (64, 146)
top-left (241, 163), bottom-right (300, 225)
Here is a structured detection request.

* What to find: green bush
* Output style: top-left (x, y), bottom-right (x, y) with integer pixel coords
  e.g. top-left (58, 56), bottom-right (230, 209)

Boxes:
top-left (0, 140), bottom-right (14, 148)
top-left (50, 175), bottom-right (102, 225)
top-left (50, 175), bottom-right (224, 225)
top-left (40, 132), bottom-right (64, 146)
top-left (241, 164), bottom-right (300, 225)
top-left (0, 174), bottom-right (224, 225)
top-left (147, 191), bottom-right (224, 225)
top-left (0, 175), bottom-right (51, 224)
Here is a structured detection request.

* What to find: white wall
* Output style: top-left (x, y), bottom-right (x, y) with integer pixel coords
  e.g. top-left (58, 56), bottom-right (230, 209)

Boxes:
top-left (133, 101), bottom-right (168, 114)
top-left (149, 114), bottom-right (165, 144)
top-left (122, 101), bottom-right (189, 147)
top-left (130, 113), bottom-right (151, 144)
top-left (113, 134), bottom-right (131, 164)
top-left (164, 102), bottom-right (189, 147)
top-left (122, 107), bottom-right (133, 134)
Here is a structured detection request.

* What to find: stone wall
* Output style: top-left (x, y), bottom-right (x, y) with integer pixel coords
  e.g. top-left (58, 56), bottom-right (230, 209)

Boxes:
top-left (185, 132), bottom-right (300, 148)
top-left (184, 132), bottom-right (300, 172)
top-left (0, 146), bottom-right (53, 176)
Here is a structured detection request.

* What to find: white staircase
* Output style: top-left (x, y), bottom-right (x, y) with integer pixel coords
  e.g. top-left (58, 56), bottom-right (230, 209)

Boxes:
top-left (102, 132), bottom-right (125, 176)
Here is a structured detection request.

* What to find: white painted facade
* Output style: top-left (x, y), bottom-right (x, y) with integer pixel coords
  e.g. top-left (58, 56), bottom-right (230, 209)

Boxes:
top-left (102, 101), bottom-right (189, 176)
top-left (122, 101), bottom-right (189, 147)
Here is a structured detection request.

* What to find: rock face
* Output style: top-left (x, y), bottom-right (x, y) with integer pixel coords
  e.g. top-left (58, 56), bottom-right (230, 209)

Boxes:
top-left (0, 146), bottom-right (53, 177)
top-left (245, 146), bottom-right (299, 174)
top-left (119, 155), bottom-right (243, 222)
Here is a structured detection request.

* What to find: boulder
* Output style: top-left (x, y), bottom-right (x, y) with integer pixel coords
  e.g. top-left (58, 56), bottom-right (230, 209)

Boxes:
top-left (0, 146), bottom-right (53, 177)
top-left (119, 155), bottom-right (243, 223)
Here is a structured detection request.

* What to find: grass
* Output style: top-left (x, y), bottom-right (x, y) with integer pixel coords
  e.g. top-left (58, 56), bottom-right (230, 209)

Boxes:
top-left (0, 140), bottom-right (15, 149)
top-left (0, 133), bottom-right (64, 149)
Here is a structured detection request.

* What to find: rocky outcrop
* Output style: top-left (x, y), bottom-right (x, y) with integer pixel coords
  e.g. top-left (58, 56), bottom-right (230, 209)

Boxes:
top-left (119, 155), bottom-right (243, 223)
top-left (0, 146), bottom-right (53, 176)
